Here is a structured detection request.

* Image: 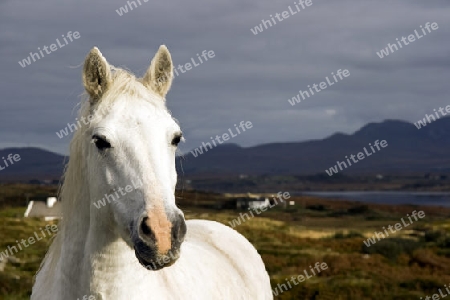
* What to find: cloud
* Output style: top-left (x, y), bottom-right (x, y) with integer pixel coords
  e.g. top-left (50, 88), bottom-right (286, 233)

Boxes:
top-left (0, 0), bottom-right (449, 154)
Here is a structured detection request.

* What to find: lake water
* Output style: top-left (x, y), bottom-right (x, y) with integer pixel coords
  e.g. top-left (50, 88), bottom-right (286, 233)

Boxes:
top-left (300, 191), bottom-right (450, 207)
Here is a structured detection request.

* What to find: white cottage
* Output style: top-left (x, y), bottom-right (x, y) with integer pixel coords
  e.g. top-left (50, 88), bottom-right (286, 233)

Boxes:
top-left (24, 197), bottom-right (62, 221)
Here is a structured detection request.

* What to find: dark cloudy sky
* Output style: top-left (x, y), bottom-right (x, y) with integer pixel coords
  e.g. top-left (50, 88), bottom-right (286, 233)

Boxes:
top-left (1, 0), bottom-right (449, 155)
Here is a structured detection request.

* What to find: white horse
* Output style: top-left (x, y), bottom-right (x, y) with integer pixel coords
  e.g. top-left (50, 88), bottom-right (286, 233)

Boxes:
top-left (31, 46), bottom-right (272, 300)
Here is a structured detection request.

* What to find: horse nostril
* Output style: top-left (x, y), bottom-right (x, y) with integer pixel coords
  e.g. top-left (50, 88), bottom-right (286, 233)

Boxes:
top-left (141, 217), bottom-right (152, 236)
top-left (172, 217), bottom-right (187, 242)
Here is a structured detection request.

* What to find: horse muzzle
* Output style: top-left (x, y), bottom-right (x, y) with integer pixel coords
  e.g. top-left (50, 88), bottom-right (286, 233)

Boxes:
top-left (132, 210), bottom-right (186, 270)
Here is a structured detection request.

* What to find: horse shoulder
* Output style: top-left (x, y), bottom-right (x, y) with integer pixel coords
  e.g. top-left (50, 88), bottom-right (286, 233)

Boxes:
top-left (183, 219), bottom-right (273, 299)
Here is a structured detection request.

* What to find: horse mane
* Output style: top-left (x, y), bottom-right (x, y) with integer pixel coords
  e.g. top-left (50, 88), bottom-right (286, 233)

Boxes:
top-left (34, 66), bottom-right (167, 289)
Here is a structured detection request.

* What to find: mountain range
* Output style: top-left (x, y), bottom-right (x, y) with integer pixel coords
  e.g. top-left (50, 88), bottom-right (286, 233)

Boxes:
top-left (1, 117), bottom-right (450, 181)
top-left (177, 117), bottom-right (450, 176)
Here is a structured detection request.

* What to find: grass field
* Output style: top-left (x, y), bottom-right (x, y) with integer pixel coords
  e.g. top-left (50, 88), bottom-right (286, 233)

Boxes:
top-left (1, 186), bottom-right (450, 299)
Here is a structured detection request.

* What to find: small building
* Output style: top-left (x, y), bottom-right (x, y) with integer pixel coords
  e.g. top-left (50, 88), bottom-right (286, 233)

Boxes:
top-left (24, 197), bottom-right (62, 221)
top-left (236, 197), bottom-right (270, 210)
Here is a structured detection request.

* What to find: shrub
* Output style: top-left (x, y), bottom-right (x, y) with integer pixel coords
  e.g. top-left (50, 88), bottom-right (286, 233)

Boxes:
top-left (348, 204), bottom-right (370, 215)
top-left (423, 229), bottom-right (450, 247)
top-left (362, 238), bottom-right (421, 261)
top-left (306, 204), bottom-right (328, 211)
top-left (423, 229), bottom-right (445, 243)
top-left (334, 231), bottom-right (364, 239)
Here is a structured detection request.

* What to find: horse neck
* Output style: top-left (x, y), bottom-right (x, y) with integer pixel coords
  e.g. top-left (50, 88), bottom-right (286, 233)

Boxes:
top-left (51, 134), bottom-right (92, 294)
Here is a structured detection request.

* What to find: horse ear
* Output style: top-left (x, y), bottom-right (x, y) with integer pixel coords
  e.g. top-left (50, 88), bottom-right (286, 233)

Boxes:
top-left (143, 45), bottom-right (173, 98)
top-left (82, 47), bottom-right (112, 103)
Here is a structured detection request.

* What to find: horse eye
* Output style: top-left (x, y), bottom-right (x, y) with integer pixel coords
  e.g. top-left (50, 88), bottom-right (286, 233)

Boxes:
top-left (171, 134), bottom-right (182, 146)
top-left (92, 135), bottom-right (111, 151)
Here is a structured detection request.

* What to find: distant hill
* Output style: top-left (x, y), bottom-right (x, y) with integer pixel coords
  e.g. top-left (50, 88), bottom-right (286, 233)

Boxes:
top-left (177, 118), bottom-right (450, 176)
top-left (2, 118), bottom-right (450, 181)
top-left (0, 148), bottom-right (66, 181)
